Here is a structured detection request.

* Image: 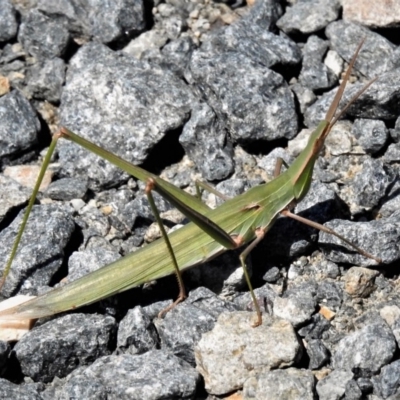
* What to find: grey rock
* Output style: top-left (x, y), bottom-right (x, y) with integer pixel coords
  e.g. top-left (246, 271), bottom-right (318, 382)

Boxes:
top-left (38, 0), bottom-right (146, 44)
top-left (316, 370), bottom-right (354, 400)
top-left (0, 204), bottom-right (75, 297)
top-left (59, 350), bottom-right (200, 399)
top-left (126, 190), bottom-right (170, 222)
top-left (180, 102), bottom-right (234, 181)
top-left (386, 390), bottom-right (400, 399)
top-left (59, 42), bottom-right (193, 189)
top-left (344, 267), bottom-right (379, 298)
top-left (319, 217), bottom-right (400, 266)
top-left (333, 322), bottom-right (396, 373)
top-left (357, 377), bottom-right (373, 395)
top-left (45, 177), bottom-right (87, 200)
top-left (123, 30), bottom-right (169, 60)
top-left (323, 120), bottom-right (353, 156)
top-left (352, 68), bottom-right (400, 121)
top-left (233, 283), bottom-right (278, 314)
top-left (40, 379), bottom-right (65, 400)
top-left (299, 36), bottom-right (336, 91)
top-left (18, 9), bottom-right (70, 59)
top-left (141, 35), bottom-right (195, 78)
top-left (379, 191), bottom-right (400, 219)
top-left (157, 156), bottom-right (195, 189)
top-left (393, 45), bottom-right (400, 67)
top-left (265, 181), bottom-right (343, 259)
top-left (258, 147), bottom-right (293, 180)
top-left (310, 259), bottom-right (340, 280)
top-left (155, 11), bottom-right (185, 41)
top-left (96, 188), bottom-right (135, 213)
top-left (195, 312), bottom-right (302, 395)
top-left (291, 83), bottom-right (317, 114)
top-left (297, 313), bottom-right (331, 340)
top-left (316, 281), bottom-right (343, 312)
top-left (304, 67), bottom-right (400, 127)
top-left (108, 199), bottom-right (140, 236)
top-left (0, 340), bottom-right (10, 371)
top-left (243, 367), bottom-right (315, 400)
top-left (0, 42), bottom-right (26, 64)
top-left (117, 306), bottom-right (158, 355)
top-left (346, 158), bottom-right (393, 213)
top-left (305, 338), bottom-right (329, 369)
top-left (273, 284), bottom-right (317, 327)
top-left (0, 174), bottom-right (31, 223)
top-left (295, 181), bottom-right (341, 218)
top-left (142, 300), bottom-right (172, 321)
top-left (342, 0), bottom-right (400, 29)
top-left (277, 0), bottom-right (340, 34)
top-left (374, 274), bottom-right (393, 295)
top-left (0, 378), bottom-right (42, 400)
top-left (234, 0), bottom-right (282, 32)
top-left (215, 178), bottom-right (254, 199)
top-left (352, 119), bottom-right (388, 154)
top-left (0, 60), bottom-right (25, 93)
top-left (95, 187), bottom-right (136, 230)
top-left (2, 1), bottom-right (400, 397)
top-left (290, 260), bottom-right (311, 282)
top-left (263, 266), bottom-right (281, 283)
top-left (75, 205), bottom-right (111, 249)
top-left (187, 50), bottom-right (298, 143)
top-left (372, 359), bottom-right (400, 399)
top-left (316, 153), bottom-right (361, 187)
top-left (385, 142), bottom-right (400, 163)
top-left (14, 313), bottom-right (116, 382)
top-left (288, 128), bottom-right (317, 157)
top-left (25, 57), bottom-right (66, 102)
top-left (379, 305), bottom-right (400, 345)
top-left (0, 90), bottom-right (41, 164)
top-left (155, 287), bottom-right (237, 365)
top-left (159, 36), bottom-right (195, 77)
top-left (0, 0), bottom-right (17, 42)
top-left (378, 178), bottom-right (400, 218)
top-left (231, 146), bottom-right (262, 181)
top-left (390, 116), bottom-right (400, 143)
top-left (189, 0), bottom-right (289, 65)
top-left (391, 318), bottom-right (400, 349)
top-left (326, 21), bottom-right (397, 76)
top-left (199, 18), bottom-right (300, 70)
top-left (155, 1), bottom-right (194, 19)
top-left (344, 379), bottom-right (363, 400)
top-left (287, 261), bottom-right (305, 281)
top-left (354, 311), bottom-right (387, 330)
top-left (66, 248), bottom-right (121, 283)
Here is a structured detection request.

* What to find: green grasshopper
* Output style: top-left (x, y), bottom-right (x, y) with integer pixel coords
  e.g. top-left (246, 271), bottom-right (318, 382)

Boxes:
top-left (0, 41), bottom-right (381, 330)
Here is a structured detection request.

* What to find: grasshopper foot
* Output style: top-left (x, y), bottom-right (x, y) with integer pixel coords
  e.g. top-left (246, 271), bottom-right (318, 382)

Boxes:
top-left (157, 294), bottom-right (187, 319)
top-left (251, 313), bottom-right (262, 328)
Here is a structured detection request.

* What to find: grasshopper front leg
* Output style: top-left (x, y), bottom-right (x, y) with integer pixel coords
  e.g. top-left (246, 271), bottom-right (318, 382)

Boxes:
top-left (145, 178), bottom-right (187, 317)
top-left (274, 155), bottom-right (382, 264)
top-left (239, 227), bottom-right (268, 327)
top-left (281, 209), bottom-right (382, 264)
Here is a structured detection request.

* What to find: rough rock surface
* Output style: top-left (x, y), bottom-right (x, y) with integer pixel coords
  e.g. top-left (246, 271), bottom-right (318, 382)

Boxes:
top-left (0, 0), bottom-right (399, 398)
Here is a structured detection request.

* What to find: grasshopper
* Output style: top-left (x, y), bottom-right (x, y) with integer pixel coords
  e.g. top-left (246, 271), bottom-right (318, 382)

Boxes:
top-left (0, 41), bottom-right (381, 332)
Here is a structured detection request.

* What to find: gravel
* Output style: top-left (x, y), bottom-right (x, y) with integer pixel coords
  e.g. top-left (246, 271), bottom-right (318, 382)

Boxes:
top-left (0, 0), bottom-right (400, 398)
